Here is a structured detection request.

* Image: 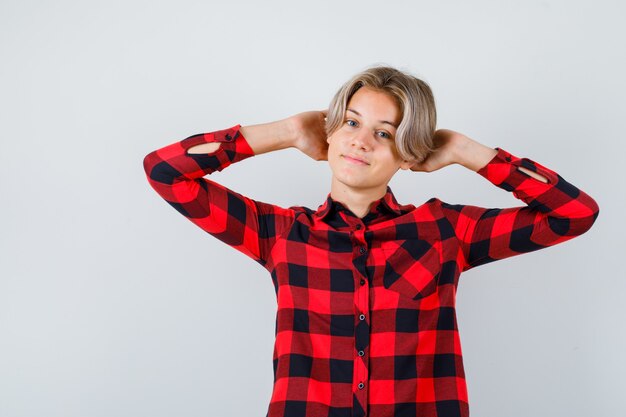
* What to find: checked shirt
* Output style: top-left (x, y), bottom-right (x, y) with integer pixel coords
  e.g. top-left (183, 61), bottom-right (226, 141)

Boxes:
top-left (143, 124), bottom-right (599, 417)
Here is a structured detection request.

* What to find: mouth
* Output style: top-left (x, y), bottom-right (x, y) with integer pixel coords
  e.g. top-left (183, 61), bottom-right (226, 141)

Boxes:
top-left (342, 154), bottom-right (369, 166)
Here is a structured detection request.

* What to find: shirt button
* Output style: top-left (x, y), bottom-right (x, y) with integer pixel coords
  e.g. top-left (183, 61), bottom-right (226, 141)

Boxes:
top-left (359, 246), bottom-right (366, 254)
top-left (360, 279), bottom-right (365, 285)
top-left (358, 382), bottom-right (364, 389)
top-left (359, 314), bottom-right (365, 320)
top-left (225, 133), bottom-right (232, 141)
top-left (505, 156), bottom-right (511, 162)
top-left (358, 350), bottom-right (364, 356)
top-left (356, 224), bottom-right (362, 230)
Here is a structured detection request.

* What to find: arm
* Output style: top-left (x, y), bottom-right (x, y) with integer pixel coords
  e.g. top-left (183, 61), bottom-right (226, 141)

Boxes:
top-left (186, 119), bottom-right (295, 156)
top-left (438, 133), bottom-right (600, 272)
top-left (453, 134), bottom-right (549, 182)
top-left (142, 120), bottom-right (297, 268)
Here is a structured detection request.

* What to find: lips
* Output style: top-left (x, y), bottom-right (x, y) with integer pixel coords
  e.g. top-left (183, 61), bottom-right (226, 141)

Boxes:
top-left (343, 154), bottom-right (369, 165)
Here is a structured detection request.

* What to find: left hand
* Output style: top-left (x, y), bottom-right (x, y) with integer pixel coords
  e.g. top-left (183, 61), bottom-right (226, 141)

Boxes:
top-left (409, 129), bottom-right (466, 172)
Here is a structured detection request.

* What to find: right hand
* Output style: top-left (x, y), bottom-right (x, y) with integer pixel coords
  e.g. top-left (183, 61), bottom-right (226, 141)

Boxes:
top-left (287, 110), bottom-right (329, 161)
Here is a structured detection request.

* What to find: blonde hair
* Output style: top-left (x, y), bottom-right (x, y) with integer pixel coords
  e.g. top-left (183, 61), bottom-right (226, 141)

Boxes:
top-left (325, 64), bottom-right (437, 163)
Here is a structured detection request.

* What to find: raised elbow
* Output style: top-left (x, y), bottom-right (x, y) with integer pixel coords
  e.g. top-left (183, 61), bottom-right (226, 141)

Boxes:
top-left (143, 152), bottom-right (180, 185)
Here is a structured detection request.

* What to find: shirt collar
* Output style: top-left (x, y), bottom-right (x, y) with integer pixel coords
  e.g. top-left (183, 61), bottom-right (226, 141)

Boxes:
top-left (313, 185), bottom-right (403, 221)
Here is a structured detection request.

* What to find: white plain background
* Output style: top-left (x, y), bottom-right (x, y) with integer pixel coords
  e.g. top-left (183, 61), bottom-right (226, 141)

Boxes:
top-left (1, 1), bottom-right (624, 416)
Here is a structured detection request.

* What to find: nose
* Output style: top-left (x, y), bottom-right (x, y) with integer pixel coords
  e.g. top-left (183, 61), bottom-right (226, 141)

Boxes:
top-left (351, 128), bottom-right (373, 150)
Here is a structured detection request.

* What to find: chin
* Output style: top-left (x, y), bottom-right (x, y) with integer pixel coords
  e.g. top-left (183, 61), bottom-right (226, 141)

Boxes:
top-left (337, 175), bottom-right (371, 188)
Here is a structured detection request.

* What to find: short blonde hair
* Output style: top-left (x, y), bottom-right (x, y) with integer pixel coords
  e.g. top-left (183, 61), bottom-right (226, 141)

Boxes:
top-left (325, 64), bottom-right (437, 163)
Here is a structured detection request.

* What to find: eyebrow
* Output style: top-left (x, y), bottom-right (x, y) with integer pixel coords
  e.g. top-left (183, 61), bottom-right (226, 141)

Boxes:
top-left (346, 108), bottom-right (398, 129)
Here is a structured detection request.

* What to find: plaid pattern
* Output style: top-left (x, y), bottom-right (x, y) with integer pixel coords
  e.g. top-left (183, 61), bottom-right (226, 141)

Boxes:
top-left (143, 124), bottom-right (599, 417)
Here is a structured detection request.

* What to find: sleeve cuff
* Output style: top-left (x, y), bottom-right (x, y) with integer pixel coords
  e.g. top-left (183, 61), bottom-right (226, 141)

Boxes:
top-left (180, 123), bottom-right (255, 155)
top-left (476, 147), bottom-right (559, 187)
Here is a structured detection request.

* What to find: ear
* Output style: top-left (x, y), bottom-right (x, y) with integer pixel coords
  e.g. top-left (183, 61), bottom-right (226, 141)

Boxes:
top-left (399, 160), bottom-right (414, 170)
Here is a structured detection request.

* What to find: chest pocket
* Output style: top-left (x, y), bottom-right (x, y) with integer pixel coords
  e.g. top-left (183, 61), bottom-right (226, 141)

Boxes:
top-left (380, 239), bottom-right (442, 300)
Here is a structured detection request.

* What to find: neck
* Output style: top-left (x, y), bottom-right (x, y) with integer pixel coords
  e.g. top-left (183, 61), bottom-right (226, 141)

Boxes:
top-left (329, 180), bottom-right (387, 219)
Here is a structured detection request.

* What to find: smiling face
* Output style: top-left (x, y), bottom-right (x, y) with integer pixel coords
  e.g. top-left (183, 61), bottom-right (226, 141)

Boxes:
top-left (326, 86), bottom-right (414, 196)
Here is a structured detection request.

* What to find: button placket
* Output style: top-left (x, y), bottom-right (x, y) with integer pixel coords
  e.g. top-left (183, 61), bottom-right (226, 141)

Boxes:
top-left (351, 225), bottom-right (369, 409)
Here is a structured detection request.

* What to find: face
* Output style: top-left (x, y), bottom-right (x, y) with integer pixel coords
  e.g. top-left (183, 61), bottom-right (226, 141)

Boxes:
top-left (327, 86), bottom-right (413, 193)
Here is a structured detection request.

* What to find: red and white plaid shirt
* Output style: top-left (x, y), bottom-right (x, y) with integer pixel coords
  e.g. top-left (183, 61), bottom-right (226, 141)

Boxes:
top-left (143, 124), bottom-right (599, 417)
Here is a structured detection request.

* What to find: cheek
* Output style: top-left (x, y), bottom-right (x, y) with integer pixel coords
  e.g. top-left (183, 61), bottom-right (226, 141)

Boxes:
top-left (327, 147), bottom-right (341, 168)
top-left (381, 155), bottom-right (401, 174)
top-left (389, 144), bottom-right (402, 160)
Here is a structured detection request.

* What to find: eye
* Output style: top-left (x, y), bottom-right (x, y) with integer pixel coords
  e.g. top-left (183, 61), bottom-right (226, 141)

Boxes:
top-left (345, 119), bottom-right (392, 139)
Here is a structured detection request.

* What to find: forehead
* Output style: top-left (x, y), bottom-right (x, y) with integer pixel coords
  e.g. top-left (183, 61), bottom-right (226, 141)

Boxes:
top-left (348, 87), bottom-right (401, 127)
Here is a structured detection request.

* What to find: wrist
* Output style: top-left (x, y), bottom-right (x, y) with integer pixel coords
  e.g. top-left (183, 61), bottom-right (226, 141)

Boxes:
top-left (239, 119), bottom-right (295, 155)
top-left (452, 135), bottom-right (498, 172)
top-left (450, 135), bottom-right (472, 166)
top-left (279, 117), bottom-right (298, 149)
